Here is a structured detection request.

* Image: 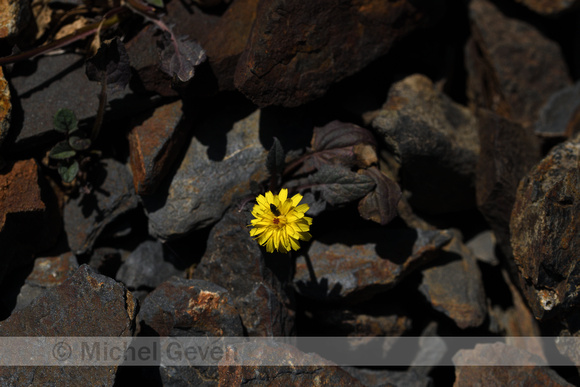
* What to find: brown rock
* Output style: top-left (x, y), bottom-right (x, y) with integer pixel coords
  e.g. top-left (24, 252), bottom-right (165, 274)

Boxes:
top-left (419, 230), bottom-right (487, 329)
top-left (453, 342), bottom-right (572, 386)
top-left (219, 341), bottom-right (364, 386)
top-left (294, 228), bottom-right (452, 302)
top-left (467, 0), bottom-right (571, 128)
top-left (476, 109), bottom-right (541, 258)
top-left (0, 264), bottom-right (137, 385)
top-left (514, 0), bottom-right (580, 15)
top-left (234, 0), bottom-right (436, 107)
top-left (193, 210), bottom-right (295, 336)
top-left (129, 100), bottom-right (190, 195)
top-left (535, 82), bottom-right (580, 139)
top-left (139, 276), bottom-right (243, 337)
top-left (0, 66), bottom-right (10, 149)
top-left (510, 133), bottom-right (580, 320)
top-left (0, 0), bottom-right (30, 39)
top-left (0, 159), bottom-right (60, 282)
top-left (372, 74), bottom-right (480, 214)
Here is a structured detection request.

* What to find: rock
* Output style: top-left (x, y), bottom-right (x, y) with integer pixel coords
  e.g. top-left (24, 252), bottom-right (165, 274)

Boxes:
top-left (145, 106), bottom-right (268, 239)
top-left (466, 230), bottom-right (499, 266)
top-left (64, 159), bottom-right (139, 255)
top-left (294, 227), bottom-right (452, 302)
top-left (419, 230), bottom-right (487, 329)
top-left (535, 82), bottom-right (580, 139)
top-left (193, 210), bottom-right (294, 336)
top-left (343, 367), bottom-right (432, 387)
top-left (128, 100), bottom-right (191, 195)
top-left (218, 341), bottom-right (364, 386)
top-left (87, 247), bottom-right (124, 278)
top-left (476, 109), bottom-right (541, 259)
top-left (234, 0), bottom-right (439, 107)
top-left (0, 0), bottom-right (30, 39)
top-left (0, 67), bottom-right (10, 149)
top-left (0, 159), bottom-right (60, 282)
top-left (0, 264), bottom-right (137, 385)
top-left (14, 253), bottom-right (78, 311)
top-left (371, 74), bottom-right (480, 214)
top-left (139, 276), bottom-right (243, 337)
top-left (202, 0), bottom-right (260, 90)
top-left (510, 133), bottom-right (580, 321)
top-left (514, 0), bottom-right (580, 16)
top-left (453, 342), bottom-right (572, 386)
top-left (466, 0), bottom-right (571, 128)
top-left (116, 240), bottom-right (184, 297)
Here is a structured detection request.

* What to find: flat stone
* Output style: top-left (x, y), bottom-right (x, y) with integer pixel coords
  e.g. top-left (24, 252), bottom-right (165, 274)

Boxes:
top-left (0, 0), bottom-right (30, 39)
top-left (0, 264), bottom-right (137, 385)
top-left (294, 227), bottom-right (452, 302)
top-left (116, 240), bottom-right (183, 295)
top-left (372, 74), bottom-right (480, 214)
top-left (139, 276), bottom-right (243, 337)
top-left (14, 253), bottom-right (79, 311)
top-left (535, 81), bottom-right (580, 138)
top-left (466, 0), bottom-right (571, 128)
top-left (476, 109), bottom-right (541, 258)
top-left (128, 100), bottom-right (190, 195)
top-left (193, 210), bottom-right (294, 336)
top-left (64, 159), bottom-right (139, 255)
top-left (514, 0), bottom-right (580, 15)
top-left (218, 341), bottom-right (364, 386)
top-left (0, 159), bottom-right (60, 282)
top-left (419, 230), bottom-right (487, 329)
top-left (0, 66), bottom-right (10, 149)
top-left (145, 107), bottom-right (268, 239)
top-left (453, 342), bottom-right (572, 386)
top-left (234, 0), bottom-right (437, 107)
top-left (466, 230), bottom-right (499, 266)
top-left (510, 133), bottom-right (580, 321)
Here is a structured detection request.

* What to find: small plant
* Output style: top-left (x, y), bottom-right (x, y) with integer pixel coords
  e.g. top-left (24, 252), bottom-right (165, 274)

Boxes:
top-left (48, 108), bottom-right (92, 183)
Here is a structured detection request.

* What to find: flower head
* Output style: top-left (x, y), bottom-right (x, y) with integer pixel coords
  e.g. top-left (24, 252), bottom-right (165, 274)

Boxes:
top-left (249, 189), bottom-right (312, 253)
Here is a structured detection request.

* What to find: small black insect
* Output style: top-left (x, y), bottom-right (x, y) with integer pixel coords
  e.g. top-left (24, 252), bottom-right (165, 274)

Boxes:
top-left (270, 203), bottom-right (281, 216)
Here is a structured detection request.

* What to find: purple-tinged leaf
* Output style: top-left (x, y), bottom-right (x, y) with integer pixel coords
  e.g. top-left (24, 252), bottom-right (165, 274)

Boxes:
top-left (49, 141), bottom-right (76, 160)
top-left (58, 160), bottom-right (80, 183)
top-left (266, 137), bottom-right (285, 176)
top-left (157, 31), bottom-right (206, 83)
top-left (295, 121), bottom-right (378, 175)
top-left (358, 166), bottom-right (402, 225)
top-left (305, 164), bottom-right (375, 206)
top-left (86, 37), bottom-right (131, 94)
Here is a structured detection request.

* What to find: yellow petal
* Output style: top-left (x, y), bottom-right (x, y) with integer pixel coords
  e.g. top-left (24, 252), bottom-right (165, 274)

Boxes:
top-left (290, 193), bottom-right (303, 206)
top-left (265, 191), bottom-right (274, 204)
top-left (278, 188), bottom-right (288, 203)
top-left (298, 232), bottom-right (312, 241)
top-left (256, 194), bottom-right (268, 208)
top-left (294, 203), bottom-right (309, 215)
top-left (289, 237), bottom-right (301, 251)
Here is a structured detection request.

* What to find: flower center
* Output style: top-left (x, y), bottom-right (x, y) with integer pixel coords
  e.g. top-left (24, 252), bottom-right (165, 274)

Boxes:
top-left (272, 217), bottom-right (280, 225)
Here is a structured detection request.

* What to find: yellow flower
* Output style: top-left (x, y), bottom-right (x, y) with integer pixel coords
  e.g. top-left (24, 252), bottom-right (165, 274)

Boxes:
top-left (249, 189), bottom-right (312, 253)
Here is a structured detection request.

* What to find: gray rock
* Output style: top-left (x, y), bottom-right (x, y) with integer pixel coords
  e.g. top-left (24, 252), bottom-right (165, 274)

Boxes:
top-left (64, 159), bottom-right (139, 255)
top-left (535, 81), bottom-right (580, 138)
top-left (116, 240), bottom-right (183, 294)
top-left (145, 107), bottom-right (268, 239)
top-left (372, 74), bottom-right (479, 214)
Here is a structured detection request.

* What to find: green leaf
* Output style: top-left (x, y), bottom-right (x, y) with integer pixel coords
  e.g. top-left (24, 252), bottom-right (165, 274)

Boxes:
top-left (58, 161), bottom-right (79, 183)
top-left (145, 0), bottom-right (164, 7)
top-left (266, 137), bottom-right (285, 176)
top-left (49, 141), bottom-right (76, 160)
top-left (69, 135), bottom-right (91, 151)
top-left (53, 108), bottom-right (78, 133)
top-left (306, 165), bottom-right (376, 206)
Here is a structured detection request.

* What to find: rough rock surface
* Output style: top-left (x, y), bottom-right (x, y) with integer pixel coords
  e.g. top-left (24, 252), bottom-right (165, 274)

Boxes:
top-left (372, 74), bottom-right (480, 214)
top-left (514, 0), bottom-right (580, 15)
top-left (0, 67), bottom-right (10, 149)
top-left (145, 107), bottom-right (268, 239)
top-left (234, 0), bottom-right (438, 107)
top-left (129, 100), bottom-right (190, 195)
top-left (193, 210), bottom-right (294, 336)
top-left (466, 0), bottom-right (571, 128)
top-left (0, 0), bottom-right (30, 39)
top-left (453, 342), bottom-right (572, 386)
top-left (420, 230), bottom-right (487, 329)
top-left (0, 264), bottom-right (137, 386)
top-left (294, 227), bottom-right (452, 302)
top-left (64, 159), bottom-right (139, 255)
top-left (535, 82), bottom-right (580, 138)
top-left (510, 133), bottom-right (580, 321)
